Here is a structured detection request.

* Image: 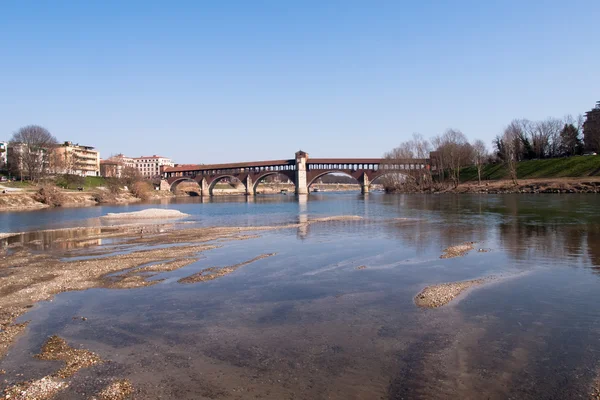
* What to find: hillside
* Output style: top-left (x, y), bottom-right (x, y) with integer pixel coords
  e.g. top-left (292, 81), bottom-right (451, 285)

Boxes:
top-left (460, 156), bottom-right (600, 182)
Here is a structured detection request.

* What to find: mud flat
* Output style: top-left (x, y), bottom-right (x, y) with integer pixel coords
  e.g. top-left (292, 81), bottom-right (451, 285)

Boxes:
top-left (101, 208), bottom-right (189, 219)
top-left (414, 278), bottom-right (492, 308)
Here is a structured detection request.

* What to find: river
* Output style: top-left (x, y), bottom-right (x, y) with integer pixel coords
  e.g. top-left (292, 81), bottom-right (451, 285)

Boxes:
top-left (1, 192), bottom-right (600, 399)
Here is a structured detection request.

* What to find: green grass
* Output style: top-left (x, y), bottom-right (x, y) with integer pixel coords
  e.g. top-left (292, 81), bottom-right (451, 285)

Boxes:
top-left (460, 156), bottom-right (600, 181)
top-left (54, 175), bottom-right (108, 190)
top-left (0, 180), bottom-right (34, 189)
top-left (82, 176), bottom-right (107, 189)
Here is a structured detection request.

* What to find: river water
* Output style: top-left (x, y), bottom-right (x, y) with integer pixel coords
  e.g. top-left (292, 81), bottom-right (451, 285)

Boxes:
top-left (2, 193), bottom-right (600, 399)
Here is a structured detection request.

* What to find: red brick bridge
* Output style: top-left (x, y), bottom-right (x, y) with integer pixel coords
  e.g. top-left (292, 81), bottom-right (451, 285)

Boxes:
top-left (163, 151), bottom-right (430, 196)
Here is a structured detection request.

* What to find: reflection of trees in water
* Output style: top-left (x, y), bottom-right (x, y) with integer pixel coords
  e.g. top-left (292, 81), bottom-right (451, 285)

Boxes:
top-left (586, 224), bottom-right (600, 272)
top-left (1, 228), bottom-right (103, 251)
top-left (491, 195), bottom-right (600, 272)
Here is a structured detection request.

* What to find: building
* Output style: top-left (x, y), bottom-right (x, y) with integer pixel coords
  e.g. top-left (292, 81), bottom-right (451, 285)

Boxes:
top-left (7, 143), bottom-right (50, 180)
top-left (99, 154), bottom-right (174, 179)
top-left (100, 159), bottom-right (123, 178)
top-left (0, 142), bottom-right (7, 171)
top-left (99, 154), bottom-right (135, 178)
top-left (132, 155), bottom-right (174, 178)
top-left (53, 141), bottom-right (100, 177)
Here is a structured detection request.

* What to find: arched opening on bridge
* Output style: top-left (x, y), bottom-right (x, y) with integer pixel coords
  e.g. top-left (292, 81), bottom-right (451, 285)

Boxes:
top-left (371, 173), bottom-right (411, 192)
top-left (308, 172), bottom-right (361, 193)
top-left (208, 175), bottom-right (247, 196)
top-left (170, 178), bottom-right (201, 196)
top-left (253, 172), bottom-right (295, 195)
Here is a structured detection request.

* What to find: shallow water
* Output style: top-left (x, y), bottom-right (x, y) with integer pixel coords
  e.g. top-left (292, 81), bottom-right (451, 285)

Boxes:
top-left (2, 193), bottom-right (600, 399)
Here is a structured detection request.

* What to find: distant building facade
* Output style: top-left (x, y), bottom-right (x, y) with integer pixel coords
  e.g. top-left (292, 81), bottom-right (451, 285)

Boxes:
top-left (100, 159), bottom-right (123, 178)
top-left (7, 143), bottom-right (50, 179)
top-left (100, 154), bottom-right (174, 179)
top-left (53, 141), bottom-right (100, 176)
top-left (132, 155), bottom-right (174, 178)
top-left (0, 141), bottom-right (7, 171)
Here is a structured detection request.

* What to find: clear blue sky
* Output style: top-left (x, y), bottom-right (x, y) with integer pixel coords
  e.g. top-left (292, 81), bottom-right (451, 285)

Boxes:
top-left (1, 1), bottom-right (598, 164)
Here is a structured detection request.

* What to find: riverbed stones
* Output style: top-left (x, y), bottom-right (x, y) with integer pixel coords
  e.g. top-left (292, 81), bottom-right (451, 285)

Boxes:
top-left (414, 278), bottom-right (486, 308)
top-left (178, 253), bottom-right (276, 284)
top-left (36, 335), bottom-right (104, 378)
top-left (440, 242), bottom-right (475, 259)
top-left (96, 379), bottom-right (134, 400)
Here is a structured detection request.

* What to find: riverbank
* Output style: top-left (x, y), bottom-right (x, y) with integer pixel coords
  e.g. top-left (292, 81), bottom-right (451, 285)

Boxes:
top-left (439, 177), bottom-right (600, 194)
top-left (0, 190), bottom-right (174, 212)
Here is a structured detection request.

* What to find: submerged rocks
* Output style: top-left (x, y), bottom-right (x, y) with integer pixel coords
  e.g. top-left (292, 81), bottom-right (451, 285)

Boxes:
top-left (440, 242), bottom-right (476, 259)
top-left (414, 278), bottom-right (490, 308)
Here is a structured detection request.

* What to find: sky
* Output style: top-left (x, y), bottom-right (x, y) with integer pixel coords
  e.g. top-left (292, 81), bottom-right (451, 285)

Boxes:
top-left (0, 1), bottom-right (598, 164)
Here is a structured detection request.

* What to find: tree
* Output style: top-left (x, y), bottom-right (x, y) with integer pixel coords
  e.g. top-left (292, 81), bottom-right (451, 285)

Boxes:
top-left (436, 129), bottom-right (471, 187)
top-left (472, 139), bottom-right (488, 185)
top-left (382, 133), bottom-right (432, 191)
top-left (9, 125), bottom-right (58, 181)
top-left (121, 166), bottom-right (142, 188)
top-left (501, 121), bottom-right (521, 184)
top-left (584, 101), bottom-right (600, 153)
top-left (558, 123), bottom-right (583, 156)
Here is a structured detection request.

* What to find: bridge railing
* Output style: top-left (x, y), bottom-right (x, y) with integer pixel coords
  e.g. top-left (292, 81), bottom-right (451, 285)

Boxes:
top-left (165, 163), bottom-right (297, 179)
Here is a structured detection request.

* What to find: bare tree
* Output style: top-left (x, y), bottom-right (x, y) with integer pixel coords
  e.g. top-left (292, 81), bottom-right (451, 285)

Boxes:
top-left (472, 139), bottom-right (488, 185)
top-left (9, 125), bottom-right (58, 181)
top-left (437, 129), bottom-right (471, 187)
top-left (502, 121), bottom-right (521, 184)
top-left (382, 133), bottom-right (432, 192)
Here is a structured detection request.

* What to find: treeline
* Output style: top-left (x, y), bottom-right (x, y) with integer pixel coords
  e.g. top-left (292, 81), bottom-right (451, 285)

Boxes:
top-left (383, 101), bottom-right (600, 191)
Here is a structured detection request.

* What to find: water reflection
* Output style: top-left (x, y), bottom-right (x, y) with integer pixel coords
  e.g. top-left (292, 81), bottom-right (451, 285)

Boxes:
top-left (0, 227), bottom-right (104, 251)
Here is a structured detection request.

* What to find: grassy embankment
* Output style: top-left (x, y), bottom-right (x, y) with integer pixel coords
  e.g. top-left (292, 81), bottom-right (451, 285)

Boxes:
top-left (1, 176), bottom-right (109, 191)
top-left (459, 156), bottom-right (600, 182)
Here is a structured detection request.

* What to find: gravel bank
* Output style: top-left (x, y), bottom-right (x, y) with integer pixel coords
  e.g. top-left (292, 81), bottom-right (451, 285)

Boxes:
top-left (440, 242), bottom-right (475, 259)
top-left (414, 278), bottom-right (491, 308)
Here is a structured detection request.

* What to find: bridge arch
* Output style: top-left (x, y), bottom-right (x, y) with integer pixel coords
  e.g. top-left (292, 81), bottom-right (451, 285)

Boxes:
top-left (252, 171), bottom-right (296, 194)
top-left (307, 171), bottom-right (362, 190)
top-left (208, 175), bottom-right (246, 196)
top-left (169, 177), bottom-right (199, 193)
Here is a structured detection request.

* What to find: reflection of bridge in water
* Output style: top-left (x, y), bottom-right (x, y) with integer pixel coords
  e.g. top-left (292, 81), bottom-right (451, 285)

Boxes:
top-left (163, 151), bottom-right (430, 196)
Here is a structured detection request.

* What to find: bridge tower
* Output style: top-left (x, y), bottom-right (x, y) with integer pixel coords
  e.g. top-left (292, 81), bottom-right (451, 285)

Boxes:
top-left (295, 150), bottom-right (309, 195)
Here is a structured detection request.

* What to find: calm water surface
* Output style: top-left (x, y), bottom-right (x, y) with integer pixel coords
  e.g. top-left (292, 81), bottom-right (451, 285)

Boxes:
top-left (2, 193), bottom-right (600, 399)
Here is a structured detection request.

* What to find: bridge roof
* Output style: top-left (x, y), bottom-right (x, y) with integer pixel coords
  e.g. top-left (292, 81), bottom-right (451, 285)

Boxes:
top-left (309, 158), bottom-right (429, 164)
top-left (164, 159), bottom-right (295, 173)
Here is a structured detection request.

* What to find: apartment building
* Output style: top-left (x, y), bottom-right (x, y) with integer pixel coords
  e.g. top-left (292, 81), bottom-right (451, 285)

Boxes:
top-left (133, 155), bottom-right (174, 178)
top-left (53, 141), bottom-right (100, 176)
top-left (100, 154), bottom-right (174, 178)
top-left (7, 143), bottom-right (50, 179)
top-left (0, 141), bottom-right (7, 171)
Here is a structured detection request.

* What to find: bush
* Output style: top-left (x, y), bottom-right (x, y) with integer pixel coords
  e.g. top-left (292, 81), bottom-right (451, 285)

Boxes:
top-left (33, 184), bottom-right (66, 206)
top-left (130, 181), bottom-right (153, 200)
top-left (105, 178), bottom-right (123, 194)
top-left (91, 189), bottom-right (117, 203)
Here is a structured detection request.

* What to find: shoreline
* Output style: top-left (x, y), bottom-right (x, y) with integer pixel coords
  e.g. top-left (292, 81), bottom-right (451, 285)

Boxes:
top-left (396, 177), bottom-right (600, 194)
